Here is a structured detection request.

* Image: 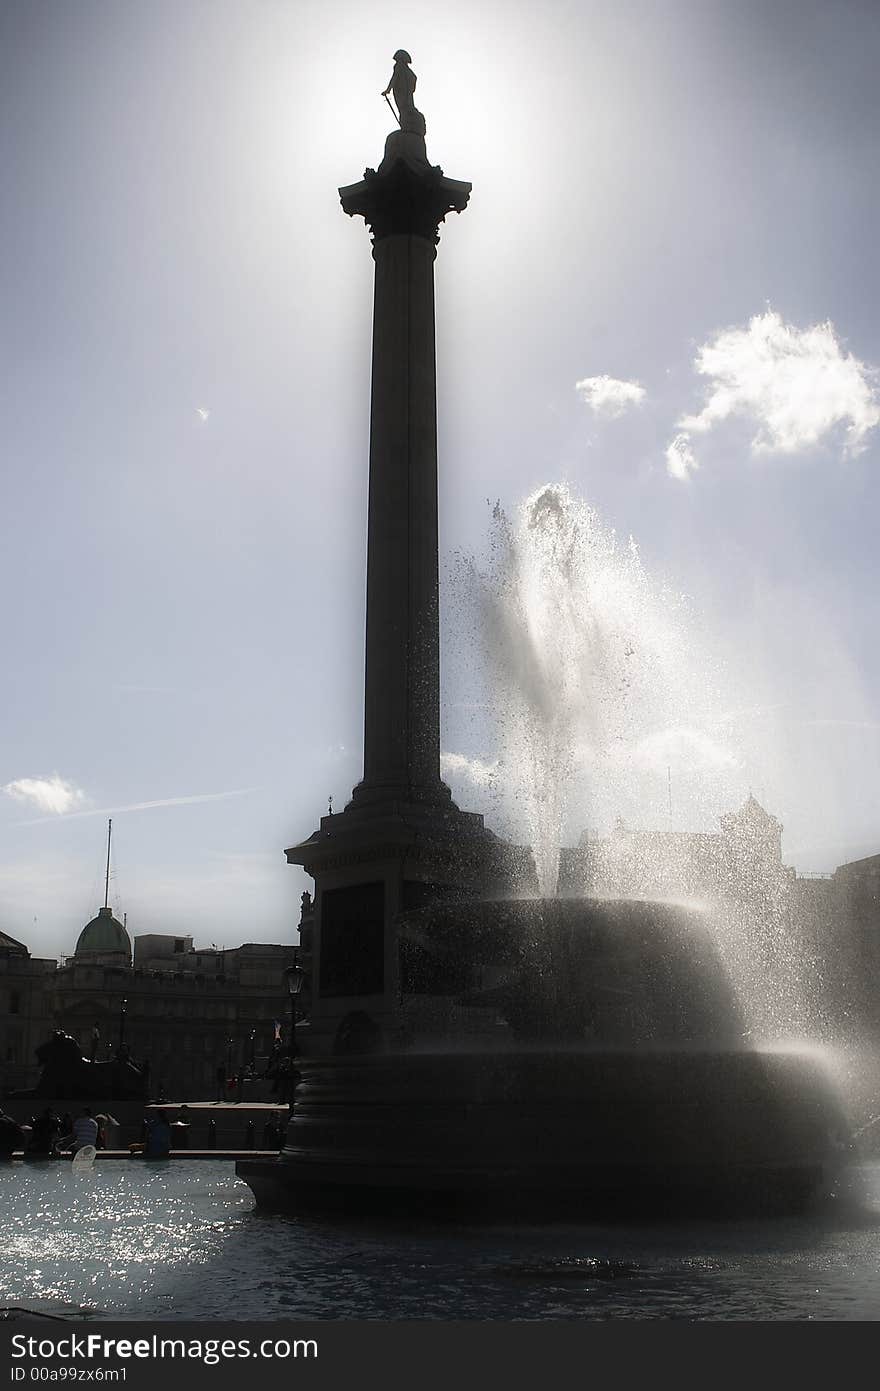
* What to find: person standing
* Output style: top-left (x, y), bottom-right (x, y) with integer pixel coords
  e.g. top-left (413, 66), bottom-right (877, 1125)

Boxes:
top-left (171, 1106), bottom-right (190, 1149)
top-left (144, 1110), bottom-right (172, 1158)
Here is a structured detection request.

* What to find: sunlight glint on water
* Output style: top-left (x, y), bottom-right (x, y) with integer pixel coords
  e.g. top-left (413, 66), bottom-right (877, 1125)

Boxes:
top-left (3, 1160), bottom-right (880, 1320)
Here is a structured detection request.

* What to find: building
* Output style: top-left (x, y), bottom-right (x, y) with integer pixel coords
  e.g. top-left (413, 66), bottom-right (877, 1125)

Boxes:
top-left (560, 797), bottom-right (880, 1042)
top-left (560, 795), bottom-right (791, 903)
top-left (0, 931), bottom-right (57, 1093)
top-left (0, 906), bottom-right (298, 1100)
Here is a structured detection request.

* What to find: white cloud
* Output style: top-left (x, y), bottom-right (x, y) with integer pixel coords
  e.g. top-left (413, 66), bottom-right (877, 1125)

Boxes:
top-left (3, 774), bottom-right (87, 815)
top-left (678, 311), bottom-right (880, 457)
top-left (630, 727), bottom-right (741, 775)
top-left (575, 374), bottom-right (646, 418)
top-left (596, 728), bottom-right (739, 775)
top-left (440, 751), bottom-right (498, 790)
top-left (665, 432), bottom-right (699, 480)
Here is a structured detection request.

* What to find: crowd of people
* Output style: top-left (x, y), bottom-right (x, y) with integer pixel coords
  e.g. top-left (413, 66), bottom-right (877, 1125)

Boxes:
top-left (0, 1102), bottom-right (289, 1159)
top-left (0, 1104), bottom-right (114, 1158)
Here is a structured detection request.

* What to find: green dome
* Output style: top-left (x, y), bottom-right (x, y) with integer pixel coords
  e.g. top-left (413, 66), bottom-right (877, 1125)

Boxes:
top-left (75, 906), bottom-right (131, 959)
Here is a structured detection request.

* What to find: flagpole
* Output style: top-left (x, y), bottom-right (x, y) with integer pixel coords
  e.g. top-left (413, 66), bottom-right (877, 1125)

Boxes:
top-left (104, 818), bottom-right (112, 909)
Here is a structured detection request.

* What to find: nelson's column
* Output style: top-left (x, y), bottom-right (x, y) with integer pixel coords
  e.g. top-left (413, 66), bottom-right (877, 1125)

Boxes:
top-left (285, 53), bottom-right (522, 1054)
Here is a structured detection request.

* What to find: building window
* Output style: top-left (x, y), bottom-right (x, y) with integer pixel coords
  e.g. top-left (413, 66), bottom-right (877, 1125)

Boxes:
top-left (9, 991), bottom-right (20, 1015)
top-left (174, 939), bottom-right (185, 953)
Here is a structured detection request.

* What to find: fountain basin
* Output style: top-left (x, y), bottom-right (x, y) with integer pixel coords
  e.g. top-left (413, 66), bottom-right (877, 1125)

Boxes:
top-left (238, 1046), bottom-right (851, 1216)
top-left (240, 897), bottom-right (852, 1216)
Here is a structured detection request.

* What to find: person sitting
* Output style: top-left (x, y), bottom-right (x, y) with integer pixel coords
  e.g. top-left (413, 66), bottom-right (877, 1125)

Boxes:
top-left (72, 1107), bottom-right (99, 1152)
top-left (0, 1109), bottom-right (24, 1160)
top-left (97, 1112), bottom-right (120, 1149)
top-left (27, 1107), bottom-right (61, 1157)
top-left (144, 1110), bottom-right (172, 1158)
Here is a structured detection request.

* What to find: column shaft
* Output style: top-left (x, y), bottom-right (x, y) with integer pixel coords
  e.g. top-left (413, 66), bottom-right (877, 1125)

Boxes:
top-left (354, 233), bottom-right (445, 805)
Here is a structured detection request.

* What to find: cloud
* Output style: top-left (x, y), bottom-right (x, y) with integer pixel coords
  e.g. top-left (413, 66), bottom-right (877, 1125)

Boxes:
top-left (607, 728), bottom-right (740, 775)
top-left (677, 311), bottom-right (880, 459)
top-left (196, 407), bottom-right (210, 421)
top-left (3, 775), bottom-right (87, 815)
top-left (440, 751), bottom-right (498, 790)
top-left (575, 375), bottom-right (646, 418)
top-left (15, 787), bottom-right (258, 827)
top-left (665, 432), bottom-right (699, 481)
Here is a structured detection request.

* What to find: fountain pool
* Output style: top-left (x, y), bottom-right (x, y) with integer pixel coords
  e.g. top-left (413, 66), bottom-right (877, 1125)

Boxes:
top-left (2, 1158), bottom-right (880, 1320)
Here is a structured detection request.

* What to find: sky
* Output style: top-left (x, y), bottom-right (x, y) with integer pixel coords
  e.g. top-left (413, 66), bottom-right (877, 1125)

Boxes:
top-left (1, 0), bottom-right (879, 960)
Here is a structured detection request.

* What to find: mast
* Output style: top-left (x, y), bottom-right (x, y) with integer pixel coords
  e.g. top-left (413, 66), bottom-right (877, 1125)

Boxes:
top-left (104, 818), bottom-right (112, 910)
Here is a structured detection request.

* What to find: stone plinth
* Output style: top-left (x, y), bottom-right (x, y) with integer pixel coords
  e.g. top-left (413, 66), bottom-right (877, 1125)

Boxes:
top-left (286, 800), bottom-right (530, 1053)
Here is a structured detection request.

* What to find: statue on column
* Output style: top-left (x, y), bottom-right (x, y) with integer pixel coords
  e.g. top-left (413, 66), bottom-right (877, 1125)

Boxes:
top-left (381, 50), bottom-right (426, 137)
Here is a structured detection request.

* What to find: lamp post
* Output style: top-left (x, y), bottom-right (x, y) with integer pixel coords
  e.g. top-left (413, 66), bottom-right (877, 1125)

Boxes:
top-left (118, 996), bottom-right (127, 1051)
top-left (284, 957), bottom-right (307, 1109)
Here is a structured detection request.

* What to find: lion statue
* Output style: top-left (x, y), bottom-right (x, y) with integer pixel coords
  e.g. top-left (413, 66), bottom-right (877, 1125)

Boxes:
top-left (7, 1031), bottom-right (147, 1102)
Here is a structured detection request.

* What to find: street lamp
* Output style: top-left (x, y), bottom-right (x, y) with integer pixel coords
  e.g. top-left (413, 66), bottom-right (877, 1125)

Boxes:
top-left (284, 957), bottom-right (307, 1108)
top-left (118, 996), bottom-right (128, 1050)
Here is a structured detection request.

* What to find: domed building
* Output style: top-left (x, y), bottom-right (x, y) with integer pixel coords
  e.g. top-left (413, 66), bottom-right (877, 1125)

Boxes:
top-left (74, 905), bottom-right (132, 968)
top-left (1, 818), bottom-right (300, 1102)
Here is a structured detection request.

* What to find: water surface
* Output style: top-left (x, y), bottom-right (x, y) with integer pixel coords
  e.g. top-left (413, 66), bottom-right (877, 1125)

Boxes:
top-left (1, 1160), bottom-right (879, 1320)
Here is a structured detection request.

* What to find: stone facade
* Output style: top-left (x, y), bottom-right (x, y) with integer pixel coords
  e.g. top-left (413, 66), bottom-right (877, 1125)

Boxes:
top-left (0, 932), bottom-right (57, 1092)
top-left (0, 923), bottom-right (298, 1100)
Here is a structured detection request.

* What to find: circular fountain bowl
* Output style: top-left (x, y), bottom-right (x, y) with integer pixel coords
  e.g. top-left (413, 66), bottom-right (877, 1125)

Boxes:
top-left (239, 1045), bottom-right (851, 1217)
top-left (238, 897), bottom-right (853, 1216)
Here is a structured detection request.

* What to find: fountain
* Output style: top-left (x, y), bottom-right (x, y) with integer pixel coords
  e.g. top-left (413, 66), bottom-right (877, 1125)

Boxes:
top-left (237, 54), bottom-right (852, 1216)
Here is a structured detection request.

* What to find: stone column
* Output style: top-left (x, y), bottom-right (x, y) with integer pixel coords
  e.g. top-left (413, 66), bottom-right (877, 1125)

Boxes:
top-left (283, 143), bottom-right (514, 1056)
top-left (339, 149), bottom-right (471, 810)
